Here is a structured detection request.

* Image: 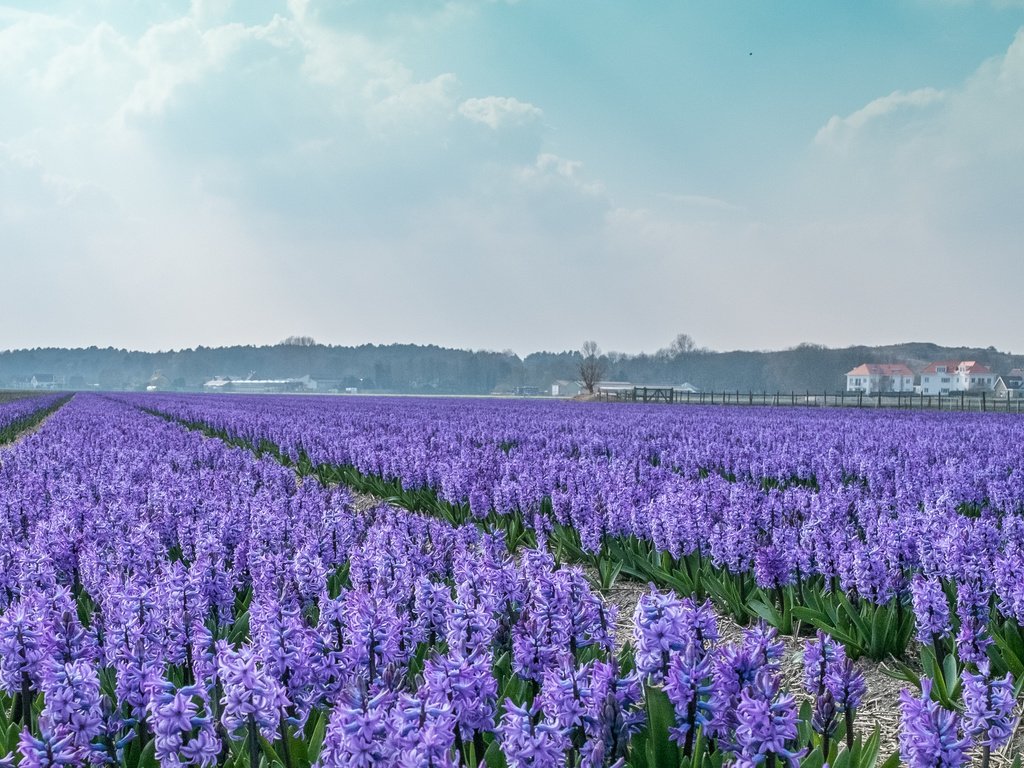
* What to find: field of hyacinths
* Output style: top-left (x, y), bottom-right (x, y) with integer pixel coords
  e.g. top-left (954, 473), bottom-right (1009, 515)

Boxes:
top-left (1, 393), bottom-right (1023, 768)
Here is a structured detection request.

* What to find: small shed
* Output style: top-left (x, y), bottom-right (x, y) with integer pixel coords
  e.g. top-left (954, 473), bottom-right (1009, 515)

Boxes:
top-left (551, 379), bottom-right (583, 397)
top-left (994, 376), bottom-right (1024, 399)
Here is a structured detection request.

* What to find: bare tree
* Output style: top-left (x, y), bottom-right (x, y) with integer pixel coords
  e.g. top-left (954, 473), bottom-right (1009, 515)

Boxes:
top-left (669, 333), bottom-right (697, 357)
top-left (578, 340), bottom-right (606, 394)
top-left (656, 333), bottom-right (700, 360)
top-left (278, 336), bottom-right (318, 347)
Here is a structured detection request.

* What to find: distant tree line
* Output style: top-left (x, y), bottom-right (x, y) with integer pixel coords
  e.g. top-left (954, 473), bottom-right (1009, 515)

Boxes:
top-left (0, 338), bottom-right (1019, 395)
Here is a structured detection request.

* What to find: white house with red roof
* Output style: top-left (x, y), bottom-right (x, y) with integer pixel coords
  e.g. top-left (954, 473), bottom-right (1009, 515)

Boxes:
top-left (919, 360), bottom-right (995, 395)
top-left (845, 364), bottom-right (915, 394)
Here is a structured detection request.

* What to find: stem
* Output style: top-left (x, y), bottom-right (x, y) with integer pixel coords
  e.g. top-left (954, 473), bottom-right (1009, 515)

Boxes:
top-left (212, 680), bottom-right (230, 767)
top-left (247, 714), bottom-right (260, 768)
top-left (137, 719), bottom-right (150, 751)
top-left (844, 707), bottom-right (854, 753)
top-left (683, 696), bottom-right (696, 758)
top-left (278, 715), bottom-right (295, 768)
top-left (10, 692), bottom-right (21, 725)
top-left (21, 671), bottom-right (33, 733)
top-left (473, 732), bottom-right (486, 768)
top-left (454, 725), bottom-right (465, 764)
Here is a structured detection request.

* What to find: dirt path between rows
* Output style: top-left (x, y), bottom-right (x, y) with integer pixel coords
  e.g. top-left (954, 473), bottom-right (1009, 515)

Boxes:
top-left (0, 395), bottom-right (73, 457)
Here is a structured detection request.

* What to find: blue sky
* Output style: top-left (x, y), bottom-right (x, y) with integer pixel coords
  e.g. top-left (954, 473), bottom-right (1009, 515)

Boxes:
top-left (2, 1), bottom-right (1023, 354)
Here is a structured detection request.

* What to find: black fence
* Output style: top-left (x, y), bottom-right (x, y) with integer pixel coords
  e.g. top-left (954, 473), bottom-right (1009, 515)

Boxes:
top-left (597, 387), bottom-right (1024, 413)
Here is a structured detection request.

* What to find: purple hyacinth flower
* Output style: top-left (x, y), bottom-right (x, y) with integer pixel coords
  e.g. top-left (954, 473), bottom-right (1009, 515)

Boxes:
top-left (662, 647), bottom-right (714, 753)
top-left (802, 631), bottom-right (841, 697)
top-left (318, 685), bottom-right (396, 768)
top-left (733, 670), bottom-right (804, 768)
top-left (146, 678), bottom-right (220, 768)
top-left (911, 575), bottom-right (951, 647)
top-left (632, 587), bottom-right (690, 684)
top-left (422, 646), bottom-right (497, 740)
top-left (579, 660), bottom-right (644, 768)
top-left (217, 643), bottom-right (288, 743)
top-left (899, 679), bottom-right (972, 768)
top-left (825, 655), bottom-right (866, 714)
top-left (0, 602), bottom-right (45, 694)
top-left (17, 727), bottom-right (78, 768)
top-left (953, 581), bottom-right (993, 664)
top-left (498, 699), bottom-right (567, 768)
top-left (39, 660), bottom-right (104, 758)
top-left (961, 664), bottom-right (1018, 751)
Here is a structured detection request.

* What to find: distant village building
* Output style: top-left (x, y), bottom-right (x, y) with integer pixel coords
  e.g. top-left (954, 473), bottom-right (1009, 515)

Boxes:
top-left (204, 375), bottom-right (317, 394)
top-left (919, 361), bottom-right (995, 395)
top-left (845, 364), bottom-right (914, 395)
top-left (551, 379), bottom-right (583, 397)
top-left (514, 386), bottom-right (541, 396)
top-left (595, 381), bottom-right (634, 396)
top-left (994, 374), bottom-right (1024, 399)
top-left (30, 373), bottom-right (62, 390)
top-left (146, 373), bottom-right (171, 392)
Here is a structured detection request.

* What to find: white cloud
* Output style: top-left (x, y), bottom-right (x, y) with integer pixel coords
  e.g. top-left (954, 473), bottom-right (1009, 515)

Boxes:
top-left (815, 87), bottom-right (945, 148)
top-left (514, 153), bottom-right (604, 196)
top-left (810, 28), bottom-right (1024, 195)
top-left (0, 2), bottom-right (611, 350)
top-left (458, 95), bottom-right (542, 129)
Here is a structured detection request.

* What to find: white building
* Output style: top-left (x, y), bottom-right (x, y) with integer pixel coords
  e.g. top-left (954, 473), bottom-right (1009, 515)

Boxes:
top-left (551, 379), bottom-right (583, 397)
top-left (845, 364), bottom-right (915, 395)
top-left (919, 361), bottom-right (995, 395)
top-left (204, 375), bottom-right (317, 394)
top-left (30, 373), bottom-right (63, 390)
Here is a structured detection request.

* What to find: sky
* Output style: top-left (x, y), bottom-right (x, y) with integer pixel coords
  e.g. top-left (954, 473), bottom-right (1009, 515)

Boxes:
top-left (2, 1), bottom-right (1023, 355)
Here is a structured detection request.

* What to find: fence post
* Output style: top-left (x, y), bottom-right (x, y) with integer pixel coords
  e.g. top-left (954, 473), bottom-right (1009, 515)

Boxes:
top-left (982, 391), bottom-right (986, 412)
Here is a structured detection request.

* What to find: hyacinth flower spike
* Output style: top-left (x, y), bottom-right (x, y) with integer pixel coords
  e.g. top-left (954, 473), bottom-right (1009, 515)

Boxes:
top-left (733, 670), bottom-right (805, 768)
top-left (825, 654), bottom-right (866, 754)
top-left (911, 575), bottom-right (951, 664)
top-left (16, 727), bottom-right (79, 768)
top-left (961, 664), bottom-right (1017, 768)
top-left (899, 678), bottom-right (972, 768)
top-left (663, 646), bottom-right (714, 758)
top-left (803, 632), bottom-right (841, 758)
top-left (498, 699), bottom-right (567, 768)
top-left (0, 602), bottom-right (44, 733)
